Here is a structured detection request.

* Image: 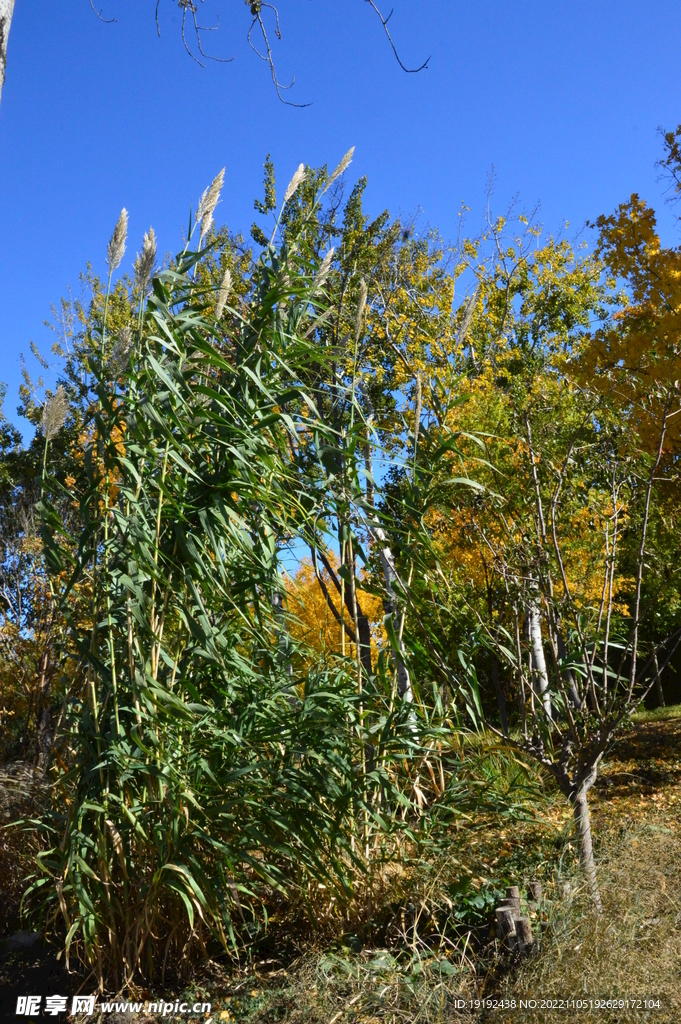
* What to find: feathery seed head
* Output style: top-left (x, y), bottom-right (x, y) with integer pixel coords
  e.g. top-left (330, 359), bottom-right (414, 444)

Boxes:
top-left (355, 278), bottom-right (368, 342)
top-left (106, 208), bottom-right (128, 273)
top-left (117, 325), bottom-right (133, 349)
top-left (42, 386), bottom-right (68, 441)
top-left (111, 326), bottom-right (133, 374)
top-left (197, 168), bottom-right (225, 229)
top-left (215, 266), bottom-right (232, 320)
top-left (199, 212), bottom-right (214, 250)
top-left (313, 247), bottom-right (335, 290)
top-left (324, 147), bottom-right (355, 192)
top-left (133, 227), bottom-right (157, 291)
top-left (458, 287), bottom-right (478, 343)
top-left (283, 163), bottom-right (306, 204)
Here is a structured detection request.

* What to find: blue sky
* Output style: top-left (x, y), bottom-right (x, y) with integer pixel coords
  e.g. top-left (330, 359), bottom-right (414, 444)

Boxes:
top-left (1, 1), bottom-right (680, 438)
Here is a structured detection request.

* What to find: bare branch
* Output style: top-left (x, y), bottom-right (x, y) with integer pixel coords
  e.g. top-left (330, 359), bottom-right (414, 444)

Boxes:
top-left (364, 0), bottom-right (430, 73)
top-left (309, 545), bottom-right (357, 645)
top-left (189, 3), bottom-right (234, 63)
top-left (89, 0), bottom-right (117, 24)
top-left (151, 2), bottom-right (429, 108)
top-left (155, 1), bottom-right (234, 63)
top-left (181, 6), bottom-right (205, 66)
top-left (248, 6), bottom-right (310, 107)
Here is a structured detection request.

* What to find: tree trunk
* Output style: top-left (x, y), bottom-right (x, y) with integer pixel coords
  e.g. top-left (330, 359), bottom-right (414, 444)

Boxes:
top-left (272, 590), bottom-right (296, 705)
top-left (36, 705), bottom-right (52, 777)
top-left (491, 650), bottom-right (509, 737)
top-left (361, 390), bottom-right (418, 743)
top-left (628, 397), bottom-right (670, 699)
top-left (0, 0), bottom-right (15, 106)
top-left (356, 611), bottom-right (373, 679)
top-left (654, 652), bottom-right (665, 708)
top-left (557, 628), bottom-right (582, 709)
top-left (485, 582), bottom-right (509, 735)
top-left (527, 600), bottom-right (552, 720)
top-left (573, 788), bottom-right (602, 911)
top-left (367, 522), bottom-right (414, 704)
top-left (361, 403), bottom-right (413, 706)
top-left (34, 638), bottom-right (54, 775)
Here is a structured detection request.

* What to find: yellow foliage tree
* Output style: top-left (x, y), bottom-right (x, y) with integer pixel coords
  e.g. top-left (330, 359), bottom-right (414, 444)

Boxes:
top-left (285, 553), bottom-right (385, 667)
top-left (587, 194), bottom-right (681, 462)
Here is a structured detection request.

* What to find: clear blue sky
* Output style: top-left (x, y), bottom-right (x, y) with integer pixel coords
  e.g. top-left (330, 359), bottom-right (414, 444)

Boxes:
top-left (1, 1), bottom-right (680, 438)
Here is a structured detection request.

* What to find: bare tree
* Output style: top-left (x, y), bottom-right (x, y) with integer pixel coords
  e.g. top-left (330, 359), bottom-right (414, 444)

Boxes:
top-left (0, 0), bottom-right (428, 110)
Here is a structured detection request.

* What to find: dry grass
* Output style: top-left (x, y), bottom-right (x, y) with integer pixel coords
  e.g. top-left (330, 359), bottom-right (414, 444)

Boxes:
top-left (0, 823), bottom-right (31, 936)
top-left (503, 820), bottom-right (681, 1022)
top-left (5, 713), bottom-right (681, 1023)
top-left (502, 712), bottom-right (681, 1023)
top-left (192, 714), bottom-right (681, 1024)
top-left (0, 763), bottom-right (46, 936)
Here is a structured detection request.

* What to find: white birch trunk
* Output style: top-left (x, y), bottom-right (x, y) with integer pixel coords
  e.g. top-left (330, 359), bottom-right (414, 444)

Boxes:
top-left (0, 0), bottom-right (15, 107)
top-left (371, 524), bottom-right (414, 704)
top-left (573, 787), bottom-right (602, 911)
top-left (527, 599), bottom-right (552, 720)
top-left (359, 386), bottom-right (414, 707)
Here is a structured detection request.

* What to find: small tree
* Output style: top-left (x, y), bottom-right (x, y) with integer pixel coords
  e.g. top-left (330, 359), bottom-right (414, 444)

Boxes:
top-left (408, 201), bottom-right (681, 909)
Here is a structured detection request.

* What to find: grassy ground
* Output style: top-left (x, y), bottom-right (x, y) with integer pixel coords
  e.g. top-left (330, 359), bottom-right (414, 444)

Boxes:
top-left (198, 709), bottom-right (681, 1024)
top-left (2, 709), bottom-right (680, 1023)
top-left (503, 706), bottom-right (681, 1023)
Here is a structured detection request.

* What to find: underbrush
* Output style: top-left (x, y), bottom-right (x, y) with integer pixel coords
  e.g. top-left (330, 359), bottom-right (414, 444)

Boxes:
top-left (0, 820), bottom-right (35, 937)
top-left (5, 715), bottom-right (680, 1021)
top-left (507, 818), bottom-right (681, 1021)
top-left (0, 765), bottom-right (47, 937)
top-left (208, 733), bottom-right (568, 960)
top-left (105, 713), bottom-right (681, 1024)
top-left (98, 740), bottom-right (574, 1021)
top-left (491, 715), bottom-right (681, 1022)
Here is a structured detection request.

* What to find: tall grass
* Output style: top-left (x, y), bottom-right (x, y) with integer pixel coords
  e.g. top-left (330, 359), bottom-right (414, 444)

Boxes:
top-left (25, 185), bottom-right (479, 989)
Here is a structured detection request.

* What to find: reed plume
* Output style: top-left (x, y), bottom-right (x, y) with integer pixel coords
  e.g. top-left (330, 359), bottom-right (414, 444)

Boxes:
top-left (133, 227), bottom-right (157, 291)
top-left (41, 386), bottom-right (68, 441)
top-left (323, 147), bottom-right (355, 193)
top-left (458, 286), bottom-right (478, 344)
top-left (313, 247), bottom-right (335, 290)
top-left (215, 266), bottom-right (231, 319)
top-left (283, 163), bottom-right (306, 204)
top-left (199, 214), bottom-right (214, 247)
top-left (197, 168), bottom-right (225, 246)
top-left (111, 326), bottom-right (133, 373)
top-left (106, 208), bottom-right (128, 273)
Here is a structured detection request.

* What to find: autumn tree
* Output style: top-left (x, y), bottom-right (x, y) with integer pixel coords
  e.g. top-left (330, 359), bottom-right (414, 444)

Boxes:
top-left (3, 133), bottom-right (681, 985)
top-left (401, 188), bottom-right (681, 908)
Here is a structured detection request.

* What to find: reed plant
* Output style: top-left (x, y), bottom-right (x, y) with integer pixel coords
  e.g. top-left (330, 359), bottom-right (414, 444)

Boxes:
top-left (25, 168), bottom-right (479, 990)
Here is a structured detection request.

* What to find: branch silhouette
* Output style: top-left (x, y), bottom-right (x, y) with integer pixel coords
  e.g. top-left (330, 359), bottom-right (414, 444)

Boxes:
top-left (97, 1), bottom-right (430, 107)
